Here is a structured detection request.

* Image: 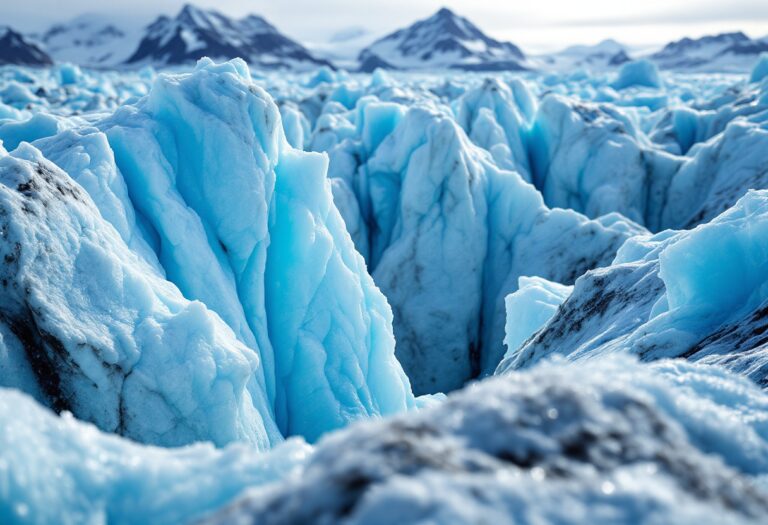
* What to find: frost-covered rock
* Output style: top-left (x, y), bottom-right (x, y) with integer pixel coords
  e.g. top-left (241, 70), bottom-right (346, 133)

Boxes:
top-left (206, 356), bottom-right (768, 525)
top-left (357, 8), bottom-right (527, 72)
top-left (500, 190), bottom-right (768, 387)
top-left (7, 353), bottom-right (768, 525)
top-left (125, 5), bottom-right (331, 70)
top-left (0, 27), bottom-right (53, 66)
top-left (651, 32), bottom-right (768, 73)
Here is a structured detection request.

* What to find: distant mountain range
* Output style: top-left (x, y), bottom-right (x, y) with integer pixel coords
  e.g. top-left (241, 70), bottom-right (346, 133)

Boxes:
top-left (125, 4), bottom-right (331, 69)
top-left (1, 5), bottom-right (767, 74)
top-left (36, 14), bottom-right (138, 67)
top-left (0, 27), bottom-right (52, 66)
top-left (533, 39), bottom-right (631, 71)
top-left (357, 8), bottom-right (528, 72)
top-left (650, 32), bottom-right (768, 72)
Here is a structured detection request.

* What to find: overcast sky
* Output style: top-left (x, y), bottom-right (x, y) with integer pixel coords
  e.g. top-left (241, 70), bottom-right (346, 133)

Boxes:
top-left (4, 0), bottom-right (768, 53)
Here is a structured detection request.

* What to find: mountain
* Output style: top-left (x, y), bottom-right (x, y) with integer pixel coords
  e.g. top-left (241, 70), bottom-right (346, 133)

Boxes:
top-left (38, 14), bottom-right (140, 68)
top-left (535, 39), bottom-right (631, 71)
top-left (357, 7), bottom-right (527, 72)
top-left (651, 31), bottom-right (768, 72)
top-left (125, 4), bottom-right (332, 69)
top-left (0, 27), bottom-right (53, 66)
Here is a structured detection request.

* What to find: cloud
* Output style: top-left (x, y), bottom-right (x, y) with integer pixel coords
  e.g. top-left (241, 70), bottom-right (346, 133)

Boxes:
top-left (556, 0), bottom-right (768, 27)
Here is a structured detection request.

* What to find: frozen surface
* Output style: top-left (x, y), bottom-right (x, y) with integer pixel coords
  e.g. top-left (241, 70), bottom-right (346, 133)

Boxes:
top-left (0, 387), bottom-right (311, 525)
top-left (500, 190), bottom-right (768, 387)
top-left (0, 53), bottom-right (767, 524)
top-left (502, 277), bottom-right (572, 362)
top-left (7, 355), bottom-right (768, 525)
top-left (0, 143), bottom-right (280, 449)
top-left (611, 59), bottom-right (662, 89)
top-left (752, 54), bottom-right (768, 83)
top-left (320, 98), bottom-right (642, 393)
top-left (206, 356), bottom-right (768, 525)
top-left (0, 59), bottom-right (414, 447)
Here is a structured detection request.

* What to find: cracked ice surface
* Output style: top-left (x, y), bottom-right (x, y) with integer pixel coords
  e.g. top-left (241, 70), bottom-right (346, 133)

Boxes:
top-left (1, 54), bottom-right (768, 524)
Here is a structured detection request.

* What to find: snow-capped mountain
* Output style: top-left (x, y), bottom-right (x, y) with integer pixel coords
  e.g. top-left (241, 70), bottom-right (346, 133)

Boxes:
top-left (125, 4), bottom-right (332, 69)
top-left (0, 27), bottom-right (53, 66)
top-left (357, 7), bottom-right (527, 72)
top-left (535, 39), bottom-right (631, 71)
top-left (38, 14), bottom-right (141, 68)
top-left (651, 31), bottom-right (768, 72)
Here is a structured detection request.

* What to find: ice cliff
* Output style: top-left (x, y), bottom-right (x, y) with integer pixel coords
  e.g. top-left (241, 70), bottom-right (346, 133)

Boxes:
top-left (499, 190), bottom-right (768, 387)
top-left (0, 58), bottom-right (414, 448)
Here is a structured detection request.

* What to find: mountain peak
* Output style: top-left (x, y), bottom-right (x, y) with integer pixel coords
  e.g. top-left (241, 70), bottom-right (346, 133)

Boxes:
top-left (126, 4), bottom-right (331, 70)
top-left (652, 31), bottom-right (765, 71)
top-left (0, 27), bottom-right (53, 66)
top-left (358, 7), bottom-right (526, 72)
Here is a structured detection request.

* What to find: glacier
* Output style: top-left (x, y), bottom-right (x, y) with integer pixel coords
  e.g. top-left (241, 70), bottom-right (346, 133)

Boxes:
top-left (4, 357), bottom-right (768, 525)
top-left (1, 48), bottom-right (768, 524)
top-left (0, 58), bottom-right (414, 448)
top-left (499, 189), bottom-right (768, 384)
top-left (205, 356), bottom-right (768, 525)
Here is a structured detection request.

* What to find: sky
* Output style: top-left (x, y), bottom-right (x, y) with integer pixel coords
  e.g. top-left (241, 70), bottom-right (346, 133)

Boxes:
top-left (3, 0), bottom-right (768, 53)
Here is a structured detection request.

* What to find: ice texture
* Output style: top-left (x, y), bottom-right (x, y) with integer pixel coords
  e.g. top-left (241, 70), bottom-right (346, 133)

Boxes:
top-left (0, 53), bottom-right (768, 524)
top-left (0, 143), bottom-right (279, 448)
top-left (205, 356), bottom-right (768, 525)
top-left (502, 277), bottom-right (572, 362)
top-left (0, 387), bottom-right (311, 525)
top-left (0, 59), bottom-right (414, 446)
top-left (611, 59), bottom-right (663, 89)
top-left (750, 53), bottom-right (768, 83)
top-left (319, 99), bottom-right (642, 393)
top-left (499, 190), bottom-right (768, 386)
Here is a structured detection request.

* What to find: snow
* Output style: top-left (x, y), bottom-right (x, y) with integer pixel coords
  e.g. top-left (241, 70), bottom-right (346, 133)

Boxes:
top-left (358, 8), bottom-right (526, 72)
top-left (6, 352), bottom-right (768, 524)
top-left (650, 32), bottom-right (768, 73)
top-left (38, 14), bottom-right (142, 67)
top-left (533, 39), bottom-right (631, 72)
top-left (126, 5), bottom-right (329, 70)
top-left (205, 356), bottom-right (768, 525)
top-left (0, 387), bottom-right (311, 525)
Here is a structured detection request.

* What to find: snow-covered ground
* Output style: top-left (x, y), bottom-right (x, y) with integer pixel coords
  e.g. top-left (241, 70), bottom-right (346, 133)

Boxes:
top-left (1, 51), bottom-right (768, 524)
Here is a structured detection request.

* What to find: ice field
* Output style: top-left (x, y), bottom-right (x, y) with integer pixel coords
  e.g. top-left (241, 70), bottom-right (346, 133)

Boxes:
top-left (2, 53), bottom-right (768, 523)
